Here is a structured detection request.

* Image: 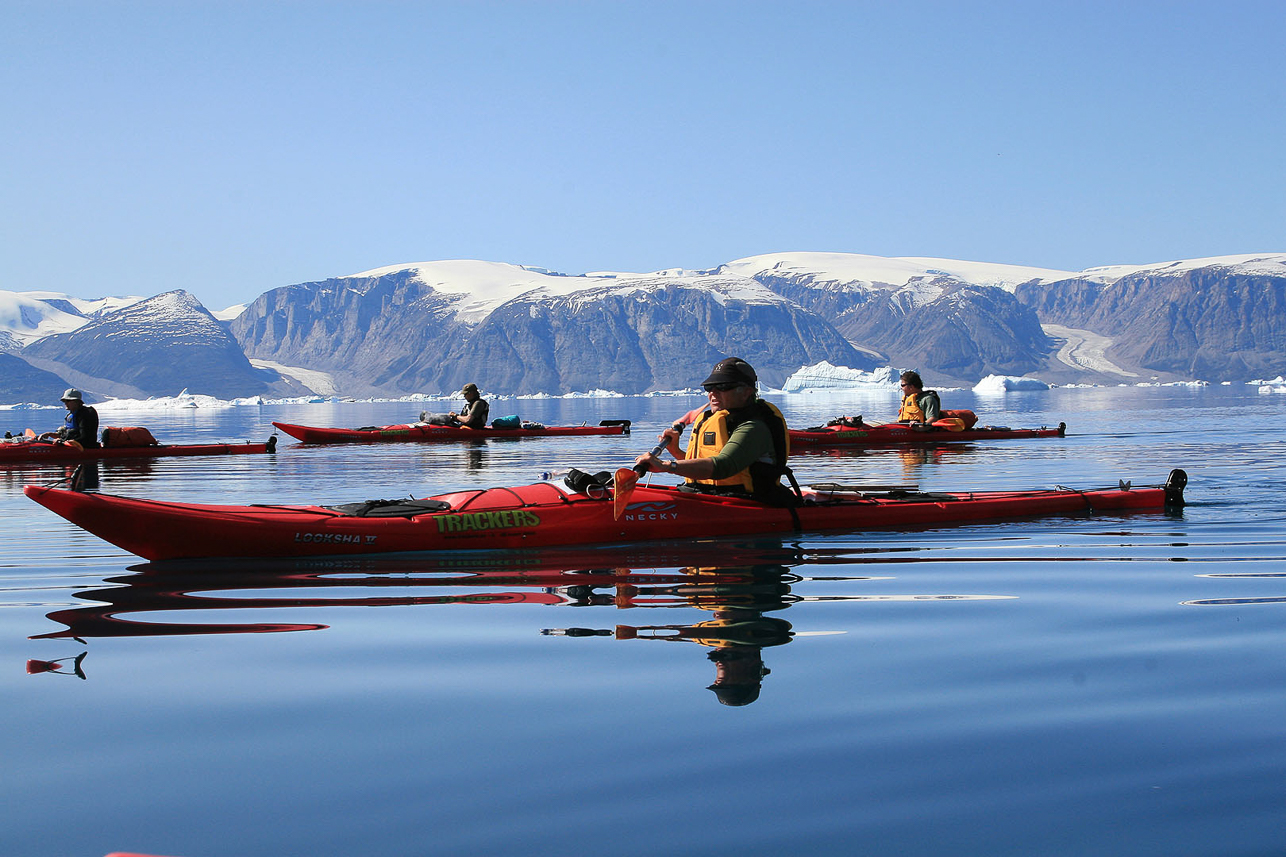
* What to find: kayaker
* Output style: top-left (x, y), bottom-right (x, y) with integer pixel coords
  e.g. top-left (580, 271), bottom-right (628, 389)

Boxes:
top-left (634, 357), bottom-right (797, 505)
top-left (39, 389), bottom-right (100, 449)
top-left (447, 383), bottom-right (489, 428)
top-left (896, 370), bottom-right (942, 425)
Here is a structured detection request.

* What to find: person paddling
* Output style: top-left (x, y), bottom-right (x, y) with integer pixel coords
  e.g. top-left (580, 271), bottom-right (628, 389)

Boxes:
top-left (634, 357), bottom-right (797, 505)
top-left (39, 389), bottom-right (100, 449)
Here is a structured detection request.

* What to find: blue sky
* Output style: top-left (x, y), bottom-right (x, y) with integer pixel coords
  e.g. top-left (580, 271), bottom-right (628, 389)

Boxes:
top-left (3, 1), bottom-right (1283, 310)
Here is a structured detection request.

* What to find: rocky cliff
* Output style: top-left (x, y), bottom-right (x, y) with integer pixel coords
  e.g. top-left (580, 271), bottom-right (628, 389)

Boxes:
top-left (229, 265), bottom-right (875, 395)
top-left (1016, 261), bottom-right (1286, 380)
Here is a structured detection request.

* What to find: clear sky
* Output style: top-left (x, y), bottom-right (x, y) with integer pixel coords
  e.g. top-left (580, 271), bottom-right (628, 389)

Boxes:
top-left (3, 0), bottom-right (1283, 311)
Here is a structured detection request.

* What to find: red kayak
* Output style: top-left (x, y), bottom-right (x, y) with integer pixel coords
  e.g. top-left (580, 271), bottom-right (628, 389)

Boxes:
top-left (789, 421), bottom-right (1066, 448)
top-left (272, 420), bottom-right (631, 444)
top-left (24, 470), bottom-right (1186, 562)
top-left (0, 435), bottom-right (277, 462)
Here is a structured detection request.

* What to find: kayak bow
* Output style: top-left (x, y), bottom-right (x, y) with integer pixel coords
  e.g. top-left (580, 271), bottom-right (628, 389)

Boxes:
top-left (24, 470), bottom-right (1187, 562)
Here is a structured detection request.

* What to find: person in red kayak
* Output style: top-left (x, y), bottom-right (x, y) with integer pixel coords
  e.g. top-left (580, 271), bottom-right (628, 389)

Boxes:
top-left (634, 357), bottom-right (797, 505)
top-left (447, 383), bottom-right (489, 428)
top-left (896, 370), bottom-right (942, 425)
top-left (39, 389), bottom-right (100, 449)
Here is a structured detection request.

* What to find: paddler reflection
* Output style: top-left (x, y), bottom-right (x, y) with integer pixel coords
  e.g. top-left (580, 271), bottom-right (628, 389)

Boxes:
top-left (544, 565), bottom-right (797, 707)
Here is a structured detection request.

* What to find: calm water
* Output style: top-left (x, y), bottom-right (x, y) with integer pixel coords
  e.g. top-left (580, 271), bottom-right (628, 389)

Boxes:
top-left (3, 385), bottom-right (1285, 857)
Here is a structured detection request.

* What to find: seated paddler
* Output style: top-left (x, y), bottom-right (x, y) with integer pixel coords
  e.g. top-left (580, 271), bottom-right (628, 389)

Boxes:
top-left (447, 383), bottom-right (489, 428)
top-left (633, 357), bottom-right (798, 505)
top-left (896, 370), bottom-right (942, 426)
top-left (38, 388), bottom-right (100, 449)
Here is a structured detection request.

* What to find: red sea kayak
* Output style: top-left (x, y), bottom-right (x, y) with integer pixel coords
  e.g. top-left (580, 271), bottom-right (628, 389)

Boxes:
top-left (24, 470), bottom-right (1186, 562)
top-left (272, 420), bottom-right (631, 444)
top-left (0, 435), bottom-right (277, 462)
top-left (789, 421), bottom-right (1066, 448)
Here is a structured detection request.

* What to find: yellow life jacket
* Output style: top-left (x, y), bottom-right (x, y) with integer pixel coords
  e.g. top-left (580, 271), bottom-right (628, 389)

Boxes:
top-left (898, 389), bottom-right (940, 422)
top-left (684, 400), bottom-right (790, 496)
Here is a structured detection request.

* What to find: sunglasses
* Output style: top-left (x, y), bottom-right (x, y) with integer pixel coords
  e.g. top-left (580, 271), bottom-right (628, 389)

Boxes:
top-left (704, 382), bottom-right (743, 392)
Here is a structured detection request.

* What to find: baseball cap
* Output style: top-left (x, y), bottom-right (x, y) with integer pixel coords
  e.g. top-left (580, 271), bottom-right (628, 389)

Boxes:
top-left (702, 357), bottom-right (757, 387)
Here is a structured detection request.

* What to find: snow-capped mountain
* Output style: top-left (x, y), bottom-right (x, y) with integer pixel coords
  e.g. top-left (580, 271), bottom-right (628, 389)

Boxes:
top-left (3, 251), bottom-right (1283, 402)
top-left (0, 290), bottom-right (145, 352)
top-left (229, 263), bottom-right (874, 395)
top-left (21, 290), bottom-right (306, 400)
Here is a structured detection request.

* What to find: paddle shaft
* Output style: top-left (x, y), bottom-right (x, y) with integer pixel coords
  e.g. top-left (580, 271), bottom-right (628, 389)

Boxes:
top-left (633, 422), bottom-right (685, 475)
top-left (633, 405), bottom-right (706, 474)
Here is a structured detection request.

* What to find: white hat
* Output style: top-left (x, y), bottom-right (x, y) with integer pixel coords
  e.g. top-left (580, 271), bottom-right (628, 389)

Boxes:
top-left (60, 388), bottom-right (83, 402)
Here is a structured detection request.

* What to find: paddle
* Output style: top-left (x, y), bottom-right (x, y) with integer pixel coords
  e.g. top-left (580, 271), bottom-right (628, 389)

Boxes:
top-left (612, 406), bottom-right (705, 520)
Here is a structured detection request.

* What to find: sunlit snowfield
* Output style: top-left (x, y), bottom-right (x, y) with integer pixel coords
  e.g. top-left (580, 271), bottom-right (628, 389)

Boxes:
top-left (3, 383), bottom-right (1285, 857)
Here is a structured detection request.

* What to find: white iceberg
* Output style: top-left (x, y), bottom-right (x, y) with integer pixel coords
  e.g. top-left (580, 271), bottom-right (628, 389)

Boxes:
top-left (973, 375), bottom-right (1050, 394)
top-left (783, 361), bottom-right (899, 392)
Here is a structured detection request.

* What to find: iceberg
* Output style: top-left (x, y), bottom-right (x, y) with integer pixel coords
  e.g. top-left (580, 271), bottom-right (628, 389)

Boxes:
top-left (783, 362), bottom-right (899, 392)
top-left (973, 375), bottom-right (1050, 394)
top-left (1256, 376), bottom-right (1286, 394)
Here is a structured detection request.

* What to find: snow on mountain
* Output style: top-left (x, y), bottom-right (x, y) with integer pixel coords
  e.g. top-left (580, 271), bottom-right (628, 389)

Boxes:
top-left (213, 304), bottom-right (249, 321)
top-left (0, 292), bottom-right (88, 346)
top-left (1077, 253), bottom-right (1286, 284)
top-left (23, 289), bottom-right (297, 399)
top-left (0, 289), bottom-right (145, 347)
top-left (342, 260), bottom-right (788, 325)
top-left (720, 250), bottom-right (1286, 297)
top-left (720, 252), bottom-right (1077, 294)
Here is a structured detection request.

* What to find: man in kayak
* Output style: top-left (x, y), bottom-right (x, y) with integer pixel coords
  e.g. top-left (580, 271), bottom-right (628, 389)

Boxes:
top-left (634, 357), bottom-right (797, 505)
top-left (39, 389), bottom-right (100, 449)
top-left (447, 383), bottom-right (489, 428)
top-left (897, 370), bottom-right (942, 425)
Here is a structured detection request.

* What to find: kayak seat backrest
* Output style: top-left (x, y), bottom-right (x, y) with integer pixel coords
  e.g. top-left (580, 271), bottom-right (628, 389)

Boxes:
top-left (323, 498), bottom-right (453, 517)
top-left (102, 426), bottom-right (159, 447)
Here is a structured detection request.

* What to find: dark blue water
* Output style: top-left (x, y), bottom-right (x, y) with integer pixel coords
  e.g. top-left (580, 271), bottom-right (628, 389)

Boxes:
top-left (3, 385), bottom-right (1285, 857)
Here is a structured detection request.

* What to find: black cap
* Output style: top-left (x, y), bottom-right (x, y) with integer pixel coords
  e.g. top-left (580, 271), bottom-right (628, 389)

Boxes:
top-left (702, 357), bottom-right (757, 386)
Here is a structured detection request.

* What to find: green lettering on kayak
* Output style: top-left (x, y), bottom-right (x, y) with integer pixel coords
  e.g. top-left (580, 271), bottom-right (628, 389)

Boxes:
top-left (433, 510), bottom-right (541, 534)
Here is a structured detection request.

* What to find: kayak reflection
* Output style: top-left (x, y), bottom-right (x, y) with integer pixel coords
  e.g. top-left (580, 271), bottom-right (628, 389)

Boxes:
top-left (32, 542), bottom-right (816, 642)
top-left (31, 543), bottom-right (1013, 705)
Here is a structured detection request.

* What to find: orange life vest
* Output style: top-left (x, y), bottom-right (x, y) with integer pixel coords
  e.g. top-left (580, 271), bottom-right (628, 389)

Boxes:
top-left (685, 400), bottom-right (790, 497)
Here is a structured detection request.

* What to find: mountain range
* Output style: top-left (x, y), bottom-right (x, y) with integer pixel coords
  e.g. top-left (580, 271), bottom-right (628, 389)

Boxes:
top-left (2, 252), bottom-right (1283, 403)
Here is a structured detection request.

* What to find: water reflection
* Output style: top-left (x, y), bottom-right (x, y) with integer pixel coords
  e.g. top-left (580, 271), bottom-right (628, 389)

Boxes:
top-left (30, 543), bottom-right (1016, 705)
top-left (284, 438), bottom-right (489, 472)
top-left (1183, 572), bottom-right (1286, 606)
top-left (30, 543), bottom-right (807, 642)
top-left (0, 458), bottom-right (153, 490)
top-left (25, 652), bottom-right (87, 679)
top-left (793, 443), bottom-right (977, 483)
top-left (546, 564), bottom-right (798, 706)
